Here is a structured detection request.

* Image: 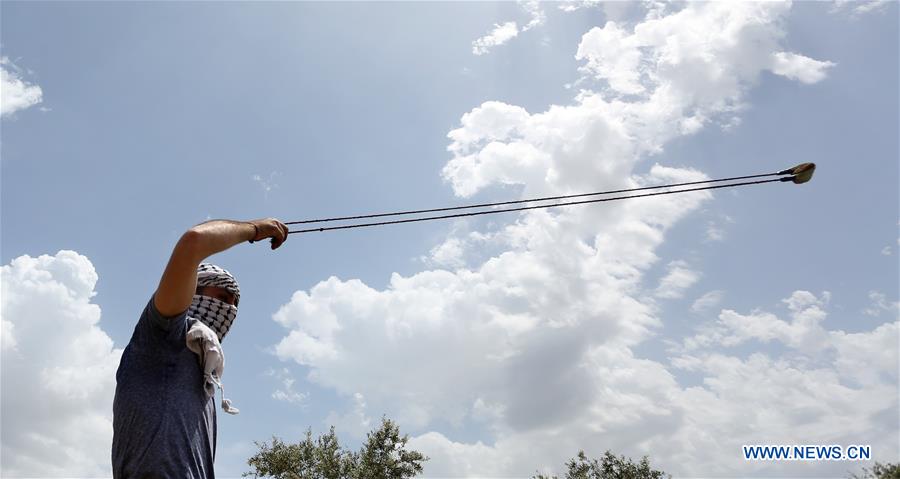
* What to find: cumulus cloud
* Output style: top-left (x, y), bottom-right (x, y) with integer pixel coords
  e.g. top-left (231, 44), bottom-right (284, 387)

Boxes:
top-left (705, 215), bottom-right (734, 242)
top-left (251, 171), bottom-right (281, 200)
top-left (575, 2), bottom-right (802, 105)
top-left (270, 2), bottom-right (865, 476)
top-left (572, 3), bottom-right (836, 106)
top-left (575, 22), bottom-right (646, 95)
top-left (266, 367), bottom-right (309, 405)
top-left (666, 291), bottom-right (898, 474)
top-left (691, 290), bottom-right (725, 313)
top-left (423, 236), bottom-right (466, 269)
top-left (770, 51), bottom-right (836, 84)
top-left (853, 0), bottom-right (891, 14)
top-left (655, 260), bottom-right (700, 299)
top-left (413, 292), bottom-right (898, 476)
top-left (1, 56), bottom-right (44, 118)
top-left (471, 1), bottom-right (545, 55)
top-left (558, 0), bottom-right (602, 13)
top-left (705, 222), bottom-right (725, 242)
top-left (472, 22), bottom-right (520, 56)
top-left (681, 290), bottom-right (834, 353)
top-left (831, 0), bottom-right (891, 16)
top-left (1, 251), bottom-right (121, 477)
top-left (325, 392), bottom-right (373, 440)
top-left (863, 290), bottom-right (899, 317)
top-left (519, 0), bottom-right (545, 31)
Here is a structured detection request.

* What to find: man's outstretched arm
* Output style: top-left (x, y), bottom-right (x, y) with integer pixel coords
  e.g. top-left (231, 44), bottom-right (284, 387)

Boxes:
top-left (154, 218), bottom-right (288, 317)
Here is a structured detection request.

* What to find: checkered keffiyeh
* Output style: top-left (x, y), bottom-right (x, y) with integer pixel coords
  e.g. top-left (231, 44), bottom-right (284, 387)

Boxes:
top-left (187, 263), bottom-right (240, 341)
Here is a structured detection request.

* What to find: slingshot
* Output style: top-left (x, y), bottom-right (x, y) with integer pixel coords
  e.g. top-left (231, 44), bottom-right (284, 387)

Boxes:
top-left (280, 163), bottom-right (816, 235)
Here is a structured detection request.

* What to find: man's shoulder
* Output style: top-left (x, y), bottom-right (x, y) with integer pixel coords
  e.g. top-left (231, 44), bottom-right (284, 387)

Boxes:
top-left (144, 293), bottom-right (189, 332)
top-left (124, 294), bottom-right (189, 353)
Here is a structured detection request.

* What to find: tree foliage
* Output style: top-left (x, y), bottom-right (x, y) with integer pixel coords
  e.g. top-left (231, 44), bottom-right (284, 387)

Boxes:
top-left (849, 462), bottom-right (900, 479)
top-left (533, 450), bottom-right (670, 479)
top-left (244, 417), bottom-right (426, 479)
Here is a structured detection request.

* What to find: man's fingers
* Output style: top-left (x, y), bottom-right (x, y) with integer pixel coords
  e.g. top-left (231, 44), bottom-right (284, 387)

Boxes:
top-left (248, 218), bottom-right (288, 250)
top-left (269, 220), bottom-right (288, 250)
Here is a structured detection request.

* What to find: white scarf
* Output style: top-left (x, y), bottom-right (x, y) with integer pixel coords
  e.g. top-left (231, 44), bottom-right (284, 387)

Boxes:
top-left (186, 320), bottom-right (239, 415)
top-left (185, 263), bottom-right (241, 414)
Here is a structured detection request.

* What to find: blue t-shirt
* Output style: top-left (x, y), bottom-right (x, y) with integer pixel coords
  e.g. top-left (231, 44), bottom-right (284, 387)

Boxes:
top-left (112, 295), bottom-right (216, 478)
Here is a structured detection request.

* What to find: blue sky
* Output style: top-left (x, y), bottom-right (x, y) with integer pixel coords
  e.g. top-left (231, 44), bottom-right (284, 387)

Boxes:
top-left (1, 1), bottom-right (897, 477)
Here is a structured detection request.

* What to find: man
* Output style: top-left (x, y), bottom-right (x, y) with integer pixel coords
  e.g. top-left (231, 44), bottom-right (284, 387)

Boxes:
top-left (112, 218), bottom-right (288, 478)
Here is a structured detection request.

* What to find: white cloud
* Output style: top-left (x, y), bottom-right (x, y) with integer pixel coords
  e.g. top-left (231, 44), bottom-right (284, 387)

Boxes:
top-left (575, 22), bottom-right (646, 95)
top-left (558, 0), bottom-right (602, 13)
top-left (472, 22), bottom-right (519, 56)
top-left (266, 367), bottom-right (308, 405)
top-left (423, 236), bottom-right (466, 269)
top-left (471, 1), bottom-right (545, 56)
top-left (831, 0), bottom-right (891, 16)
top-left (863, 290), bottom-right (899, 317)
top-left (1, 56), bottom-right (44, 118)
top-left (1, 251), bottom-right (121, 477)
top-left (270, 3), bottom-right (876, 476)
top-left (573, 1), bottom-right (818, 108)
top-left (667, 291), bottom-right (898, 474)
top-left (681, 290), bottom-right (836, 353)
top-left (705, 215), bottom-right (733, 242)
top-left (854, 0), bottom-right (891, 13)
top-left (770, 51), bottom-right (836, 84)
top-left (691, 290), bottom-right (725, 313)
top-left (409, 292), bottom-right (899, 476)
top-left (324, 392), bottom-right (372, 440)
top-left (1, 315), bottom-right (18, 351)
top-left (881, 245), bottom-right (892, 256)
top-left (705, 222), bottom-right (725, 242)
top-left (655, 260), bottom-right (700, 299)
top-left (408, 432), bottom-right (511, 476)
top-left (520, 0), bottom-right (545, 32)
top-left (251, 171), bottom-right (281, 199)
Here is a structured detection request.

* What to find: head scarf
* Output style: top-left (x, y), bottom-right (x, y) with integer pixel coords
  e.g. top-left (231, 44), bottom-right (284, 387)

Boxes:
top-left (187, 263), bottom-right (240, 341)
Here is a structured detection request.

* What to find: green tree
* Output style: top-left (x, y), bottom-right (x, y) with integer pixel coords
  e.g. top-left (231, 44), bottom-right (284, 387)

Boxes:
top-left (533, 450), bottom-right (670, 479)
top-left (244, 418), bottom-right (426, 479)
top-left (355, 417), bottom-right (427, 479)
top-left (849, 462), bottom-right (900, 479)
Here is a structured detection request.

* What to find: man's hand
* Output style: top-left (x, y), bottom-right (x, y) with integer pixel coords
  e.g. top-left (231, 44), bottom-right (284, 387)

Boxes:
top-left (154, 218), bottom-right (289, 317)
top-left (248, 218), bottom-right (289, 249)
